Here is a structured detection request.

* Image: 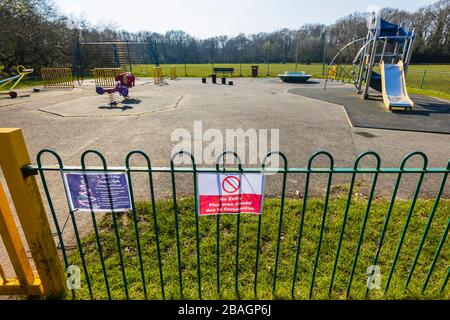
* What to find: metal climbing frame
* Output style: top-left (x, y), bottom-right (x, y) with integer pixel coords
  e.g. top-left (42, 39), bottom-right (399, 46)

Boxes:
top-left (325, 13), bottom-right (415, 99)
top-left (75, 41), bottom-right (160, 84)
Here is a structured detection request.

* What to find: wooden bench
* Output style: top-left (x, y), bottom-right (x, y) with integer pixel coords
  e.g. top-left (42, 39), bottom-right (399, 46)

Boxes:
top-left (212, 67), bottom-right (234, 77)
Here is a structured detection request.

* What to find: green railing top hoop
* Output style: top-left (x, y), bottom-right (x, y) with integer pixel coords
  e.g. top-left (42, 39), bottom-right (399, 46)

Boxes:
top-left (29, 149), bottom-right (450, 175)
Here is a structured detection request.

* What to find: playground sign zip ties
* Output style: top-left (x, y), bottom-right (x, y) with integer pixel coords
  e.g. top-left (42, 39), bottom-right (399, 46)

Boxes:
top-left (63, 172), bottom-right (132, 212)
top-left (197, 173), bottom-right (265, 216)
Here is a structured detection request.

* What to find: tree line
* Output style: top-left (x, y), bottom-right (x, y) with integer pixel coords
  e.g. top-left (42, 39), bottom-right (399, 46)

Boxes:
top-left (0, 0), bottom-right (449, 74)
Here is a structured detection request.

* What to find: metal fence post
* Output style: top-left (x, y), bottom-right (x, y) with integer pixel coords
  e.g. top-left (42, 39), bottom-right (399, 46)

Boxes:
top-left (295, 31), bottom-right (300, 72)
top-left (113, 44), bottom-right (119, 68)
top-left (0, 128), bottom-right (66, 298)
top-left (74, 37), bottom-right (83, 85)
top-left (266, 40), bottom-right (271, 76)
top-left (183, 40), bottom-right (188, 76)
top-left (419, 69), bottom-right (427, 89)
top-left (322, 32), bottom-right (327, 76)
top-left (239, 44), bottom-right (243, 77)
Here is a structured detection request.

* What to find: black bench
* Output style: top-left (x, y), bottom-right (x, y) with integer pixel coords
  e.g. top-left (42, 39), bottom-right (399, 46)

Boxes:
top-left (212, 67), bottom-right (234, 77)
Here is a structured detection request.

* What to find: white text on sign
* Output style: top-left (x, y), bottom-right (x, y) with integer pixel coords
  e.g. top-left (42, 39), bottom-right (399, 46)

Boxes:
top-left (197, 173), bottom-right (265, 216)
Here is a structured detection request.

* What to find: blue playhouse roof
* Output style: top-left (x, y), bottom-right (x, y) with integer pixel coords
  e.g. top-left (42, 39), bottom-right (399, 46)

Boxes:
top-left (377, 19), bottom-right (412, 37)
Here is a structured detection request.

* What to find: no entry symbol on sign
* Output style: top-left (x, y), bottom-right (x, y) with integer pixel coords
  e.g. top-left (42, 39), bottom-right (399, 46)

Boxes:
top-left (197, 173), bottom-right (264, 215)
top-left (221, 176), bottom-right (241, 193)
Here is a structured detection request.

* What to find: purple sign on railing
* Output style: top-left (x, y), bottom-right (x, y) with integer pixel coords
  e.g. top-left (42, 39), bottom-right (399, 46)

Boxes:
top-left (63, 172), bottom-right (132, 212)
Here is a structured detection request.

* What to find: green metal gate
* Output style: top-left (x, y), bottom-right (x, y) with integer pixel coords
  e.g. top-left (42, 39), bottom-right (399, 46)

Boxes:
top-left (22, 150), bottom-right (449, 300)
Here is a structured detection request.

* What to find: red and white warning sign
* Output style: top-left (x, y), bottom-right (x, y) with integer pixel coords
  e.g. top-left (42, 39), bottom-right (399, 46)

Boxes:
top-left (197, 173), bottom-right (265, 216)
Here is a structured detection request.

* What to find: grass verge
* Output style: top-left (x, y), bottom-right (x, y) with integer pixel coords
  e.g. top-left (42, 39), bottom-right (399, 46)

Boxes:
top-left (68, 197), bottom-right (449, 300)
top-left (406, 87), bottom-right (450, 101)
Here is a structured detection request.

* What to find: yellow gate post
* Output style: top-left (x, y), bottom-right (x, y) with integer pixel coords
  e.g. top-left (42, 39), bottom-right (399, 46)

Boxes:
top-left (328, 65), bottom-right (338, 80)
top-left (0, 128), bottom-right (66, 298)
top-left (0, 182), bottom-right (43, 296)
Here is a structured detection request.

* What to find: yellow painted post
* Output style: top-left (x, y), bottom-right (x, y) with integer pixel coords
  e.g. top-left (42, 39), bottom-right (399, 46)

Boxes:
top-left (0, 277), bottom-right (42, 296)
top-left (0, 181), bottom-right (40, 293)
top-left (0, 128), bottom-right (65, 298)
top-left (328, 65), bottom-right (338, 80)
top-left (0, 263), bottom-right (7, 282)
top-left (170, 66), bottom-right (177, 80)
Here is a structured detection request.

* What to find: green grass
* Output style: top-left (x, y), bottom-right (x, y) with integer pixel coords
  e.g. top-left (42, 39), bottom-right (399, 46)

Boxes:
top-left (68, 197), bottom-right (449, 300)
top-left (117, 63), bottom-right (450, 100)
top-left (6, 79), bottom-right (43, 90)
top-left (319, 63), bottom-right (450, 99)
top-left (406, 87), bottom-right (450, 101)
top-left (132, 63), bottom-right (450, 78)
top-left (135, 63), bottom-right (326, 78)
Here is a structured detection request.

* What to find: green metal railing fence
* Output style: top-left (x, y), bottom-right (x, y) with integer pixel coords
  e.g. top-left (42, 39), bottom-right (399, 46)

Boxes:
top-left (22, 150), bottom-right (450, 300)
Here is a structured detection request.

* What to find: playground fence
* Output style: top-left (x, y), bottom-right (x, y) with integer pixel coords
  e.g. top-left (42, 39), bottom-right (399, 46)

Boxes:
top-left (92, 68), bottom-right (123, 88)
top-left (153, 66), bottom-right (164, 85)
top-left (406, 70), bottom-right (450, 95)
top-left (40, 68), bottom-right (74, 89)
top-left (324, 64), bottom-right (450, 95)
top-left (114, 63), bottom-right (450, 95)
top-left (170, 66), bottom-right (177, 80)
top-left (14, 146), bottom-right (450, 300)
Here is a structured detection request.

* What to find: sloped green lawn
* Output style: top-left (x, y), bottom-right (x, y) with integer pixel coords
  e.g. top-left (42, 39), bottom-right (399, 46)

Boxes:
top-left (67, 197), bottom-right (449, 300)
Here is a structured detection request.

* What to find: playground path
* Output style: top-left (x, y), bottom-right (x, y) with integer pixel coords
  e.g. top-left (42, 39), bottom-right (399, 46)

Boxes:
top-left (0, 78), bottom-right (449, 279)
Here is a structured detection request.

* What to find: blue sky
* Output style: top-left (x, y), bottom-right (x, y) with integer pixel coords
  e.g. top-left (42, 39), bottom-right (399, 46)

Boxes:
top-left (53, 0), bottom-right (435, 39)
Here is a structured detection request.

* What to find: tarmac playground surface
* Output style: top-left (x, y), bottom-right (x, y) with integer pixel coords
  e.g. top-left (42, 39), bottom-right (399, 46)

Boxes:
top-left (0, 76), bottom-right (449, 280)
top-left (290, 85), bottom-right (450, 134)
top-left (1, 76), bottom-right (448, 167)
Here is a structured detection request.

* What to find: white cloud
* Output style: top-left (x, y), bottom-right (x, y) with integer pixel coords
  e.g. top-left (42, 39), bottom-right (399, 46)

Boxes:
top-left (57, 3), bottom-right (83, 16)
top-left (367, 4), bottom-right (381, 14)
